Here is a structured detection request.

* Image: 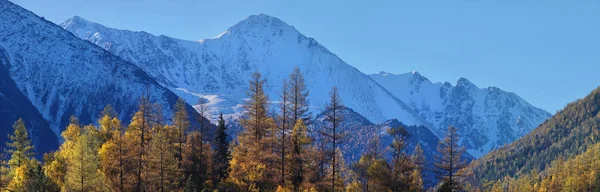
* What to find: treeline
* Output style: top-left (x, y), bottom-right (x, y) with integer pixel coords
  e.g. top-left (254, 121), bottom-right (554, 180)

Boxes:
top-left (0, 67), bottom-right (471, 192)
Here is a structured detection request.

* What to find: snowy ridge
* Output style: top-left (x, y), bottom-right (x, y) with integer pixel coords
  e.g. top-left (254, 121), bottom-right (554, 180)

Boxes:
top-left (60, 14), bottom-right (551, 157)
top-left (0, 0), bottom-right (201, 138)
top-left (61, 14), bottom-right (430, 127)
top-left (370, 71), bottom-right (551, 157)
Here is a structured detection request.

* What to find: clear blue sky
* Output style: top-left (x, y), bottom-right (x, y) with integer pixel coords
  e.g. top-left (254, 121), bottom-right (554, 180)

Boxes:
top-left (11, 0), bottom-right (600, 113)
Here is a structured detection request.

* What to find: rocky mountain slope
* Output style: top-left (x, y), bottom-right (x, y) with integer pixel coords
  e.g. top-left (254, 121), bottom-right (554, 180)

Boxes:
top-left (0, 0), bottom-right (204, 152)
top-left (370, 71), bottom-right (551, 157)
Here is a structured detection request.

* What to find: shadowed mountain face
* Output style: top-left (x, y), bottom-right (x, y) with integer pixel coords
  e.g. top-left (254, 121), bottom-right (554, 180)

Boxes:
top-left (0, 46), bottom-right (58, 159)
top-left (0, 0), bottom-right (209, 153)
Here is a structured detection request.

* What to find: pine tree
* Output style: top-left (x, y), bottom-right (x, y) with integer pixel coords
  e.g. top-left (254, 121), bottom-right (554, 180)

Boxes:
top-left (212, 113), bottom-right (231, 185)
top-left (65, 132), bottom-right (101, 192)
top-left (288, 67), bottom-right (311, 127)
top-left (6, 119), bottom-right (35, 170)
top-left (434, 126), bottom-right (468, 191)
top-left (229, 71), bottom-right (278, 191)
top-left (289, 119), bottom-right (312, 191)
top-left (320, 86), bottom-right (345, 192)
top-left (387, 125), bottom-right (414, 192)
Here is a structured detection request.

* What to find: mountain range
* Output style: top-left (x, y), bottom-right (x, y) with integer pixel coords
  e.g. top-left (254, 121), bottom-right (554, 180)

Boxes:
top-left (60, 14), bottom-right (551, 157)
top-left (370, 71), bottom-right (551, 157)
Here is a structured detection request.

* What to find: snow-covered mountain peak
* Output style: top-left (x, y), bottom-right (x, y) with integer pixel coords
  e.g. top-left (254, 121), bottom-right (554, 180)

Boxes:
top-left (61, 14), bottom-right (429, 126)
top-left (215, 14), bottom-right (297, 40)
top-left (62, 15), bottom-right (105, 34)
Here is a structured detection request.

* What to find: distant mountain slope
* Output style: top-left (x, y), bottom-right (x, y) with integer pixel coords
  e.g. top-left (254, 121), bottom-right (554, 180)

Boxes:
top-left (370, 72), bottom-right (551, 157)
top-left (60, 14), bottom-right (431, 128)
top-left (0, 46), bottom-right (58, 158)
top-left (311, 107), bottom-right (474, 187)
top-left (0, 0), bottom-right (204, 145)
top-left (468, 86), bottom-right (600, 186)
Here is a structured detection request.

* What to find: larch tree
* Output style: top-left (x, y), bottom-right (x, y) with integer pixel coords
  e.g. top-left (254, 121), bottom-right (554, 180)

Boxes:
top-left (229, 71), bottom-right (278, 191)
top-left (172, 98), bottom-right (190, 164)
top-left (65, 131), bottom-right (102, 192)
top-left (411, 143), bottom-right (425, 191)
top-left (99, 104), bottom-right (119, 143)
top-left (98, 115), bottom-right (129, 191)
top-left (147, 125), bottom-right (180, 192)
top-left (0, 150), bottom-right (8, 191)
top-left (193, 98), bottom-right (213, 185)
top-left (23, 164), bottom-right (59, 192)
top-left (387, 125), bottom-right (414, 192)
top-left (321, 86), bottom-right (345, 192)
top-left (288, 67), bottom-right (311, 126)
top-left (43, 117), bottom-right (82, 190)
top-left (212, 112), bottom-right (231, 185)
top-left (125, 94), bottom-right (163, 191)
top-left (289, 119), bottom-right (312, 191)
top-left (277, 78), bottom-right (291, 186)
top-left (351, 135), bottom-right (390, 192)
top-left (195, 98), bottom-right (213, 143)
top-left (324, 148), bottom-right (348, 191)
top-left (182, 131), bottom-right (210, 191)
top-left (434, 126), bottom-right (468, 191)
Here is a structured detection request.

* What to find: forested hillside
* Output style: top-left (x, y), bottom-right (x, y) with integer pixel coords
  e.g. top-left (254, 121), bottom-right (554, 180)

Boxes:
top-left (468, 86), bottom-right (600, 190)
